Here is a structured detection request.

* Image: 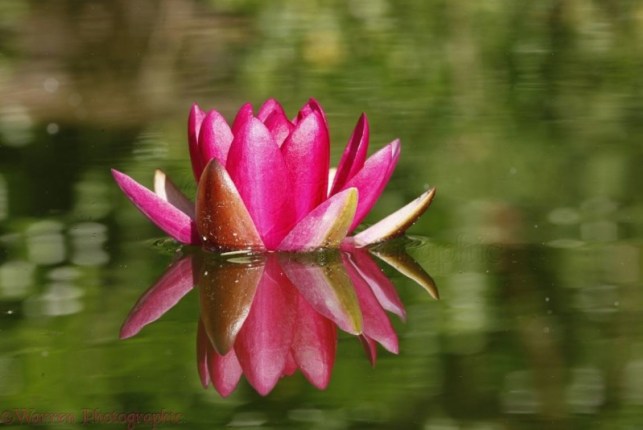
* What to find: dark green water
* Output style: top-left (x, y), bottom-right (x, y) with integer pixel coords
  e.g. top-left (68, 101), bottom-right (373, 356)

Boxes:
top-left (1, 1), bottom-right (642, 428)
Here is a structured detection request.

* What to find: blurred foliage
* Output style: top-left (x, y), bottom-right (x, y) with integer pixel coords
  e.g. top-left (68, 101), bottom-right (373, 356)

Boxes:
top-left (0, 0), bottom-right (642, 428)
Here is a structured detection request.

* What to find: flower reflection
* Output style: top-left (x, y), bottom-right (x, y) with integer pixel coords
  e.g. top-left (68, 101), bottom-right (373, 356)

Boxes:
top-left (120, 246), bottom-right (437, 397)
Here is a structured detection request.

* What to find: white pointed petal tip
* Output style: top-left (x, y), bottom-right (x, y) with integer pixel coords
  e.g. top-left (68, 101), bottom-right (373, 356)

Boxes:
top-left (154, 169), bottom-right (195, 219)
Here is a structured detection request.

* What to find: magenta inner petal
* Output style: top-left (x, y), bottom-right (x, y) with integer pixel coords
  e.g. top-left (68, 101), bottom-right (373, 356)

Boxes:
top-left (295, 98), bottom-right (327, 124)
top-left (226, 117), bottom-right (295, 249)
top-left (264, 109), bottom-right (294, 147)
top-left (188, 104), bottom-right (206, 181)
top-left (257, 98), bottom-right (286, 122)
top-left (197, 110), bottom-right (234, 170)
top-left (341, 139), bottom-right (401, 232)
top-left (330, 113), bottom-right (370, 194)
top-left (231, 102), bottom-right (254, 135)
top-left (281, 110), bottom-right (331, 221)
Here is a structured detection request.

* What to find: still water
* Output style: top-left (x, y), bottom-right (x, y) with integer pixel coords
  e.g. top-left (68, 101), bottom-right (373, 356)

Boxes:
top-left (1, 1), bottom-right (642, 429)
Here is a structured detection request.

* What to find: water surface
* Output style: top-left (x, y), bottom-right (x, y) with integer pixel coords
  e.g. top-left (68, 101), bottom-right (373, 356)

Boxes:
top-left (1, 1), bottom-right (642, 428)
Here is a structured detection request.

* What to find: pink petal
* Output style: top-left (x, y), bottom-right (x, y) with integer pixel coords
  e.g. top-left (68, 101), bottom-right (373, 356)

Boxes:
top-left (153, 169), bottom-right (195, 219)
top-left (344, 249), bottom-right (406, 320)
top-left (280, 253), bottom-right (363, 335)
top-left (208, 343), bottom-right (243, 397)
top-left (197, 252), bottom-right (264, 355)
top-left (264, 110), bottom-right (294, 147)
top-left (257, 98), bottom-right (286, 122)
top-left (340, 139), bottom-right (401, 232)
top-left (359, 335), bottom-right (378, 367)
top-left (281, 110), bottom-right (330, 220)
top-left (352, 188), bottom-right (436, 246)
top-left (292, 295), bottom-right (337, 389)
top-left (258, 98), bottom-right (296, 145)
top-left (330, 114), bottom-right (370, 195)
top-left (197, 319), bottom-right (211, 388)
top-left (231, 102), bottom-right (253, 135)
top-left (343, 254), bottom-right (398, 354)
top-left (234, 257), bottom-right (297, 396)
top-left (283, 352), bottom-right (298, 377)
top-left (294, 98), bottom-right (327, 124)
top-left (197, 110), bottom-right (233, 172)
top-left (120, 255), bottom-right (194, 339)
top-left (278, 188), bottom-right (357, 252)
top-left (226, 118), bottom-right (295, 249)
top-left (111, 169), bottom-right (199, 245)
top-left (196, 159), bottom-right (264, 251)
top-left (188, 104), bottom-right (206, 181)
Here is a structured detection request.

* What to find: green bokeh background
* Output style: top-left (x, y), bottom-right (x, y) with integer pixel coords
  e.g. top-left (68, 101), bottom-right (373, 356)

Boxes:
top-left (0, 1), bottom-right (642, 428)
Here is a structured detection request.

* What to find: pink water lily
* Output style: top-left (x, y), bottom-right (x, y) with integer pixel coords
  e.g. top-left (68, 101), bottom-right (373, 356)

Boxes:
top-left (112, 98), bottom-right (435, 252)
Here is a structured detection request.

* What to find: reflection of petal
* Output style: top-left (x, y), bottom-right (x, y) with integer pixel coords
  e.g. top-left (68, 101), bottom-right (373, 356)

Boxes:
top-left (197, 254), bottom-right (265, 355)
top-left (344, 249), bottom-right (406, 321)
top-left (199, 317), bottom-right (243, 397)
top-left (208, 341), bottom-right (243, 398)
top-left (372, 249), bottom-right (439, 300)
top-left (235, 257), bottom-right (296, 396)
top-left (280, 252), bottom-right (363, 335)
top-left (120, 255), bottom-right (194, 339)
top-left (360, 334), bottom-right (378, 367)
top-left (283, 351), bottom-right (298, 377)
top-left (292, 295), bottom-right (337, 389)
top-left (343, 254), bottom-right (398, 354)
top-left (122, 243), bottom-right (438, 397)
top-left (351, 188), bottom-right (436, 246)
top-left (196, 319), bottom-right (210, 388)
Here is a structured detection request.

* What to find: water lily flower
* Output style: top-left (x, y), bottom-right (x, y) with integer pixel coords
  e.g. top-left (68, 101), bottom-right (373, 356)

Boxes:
top-left (112, 98), bottom-right (435, 252)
